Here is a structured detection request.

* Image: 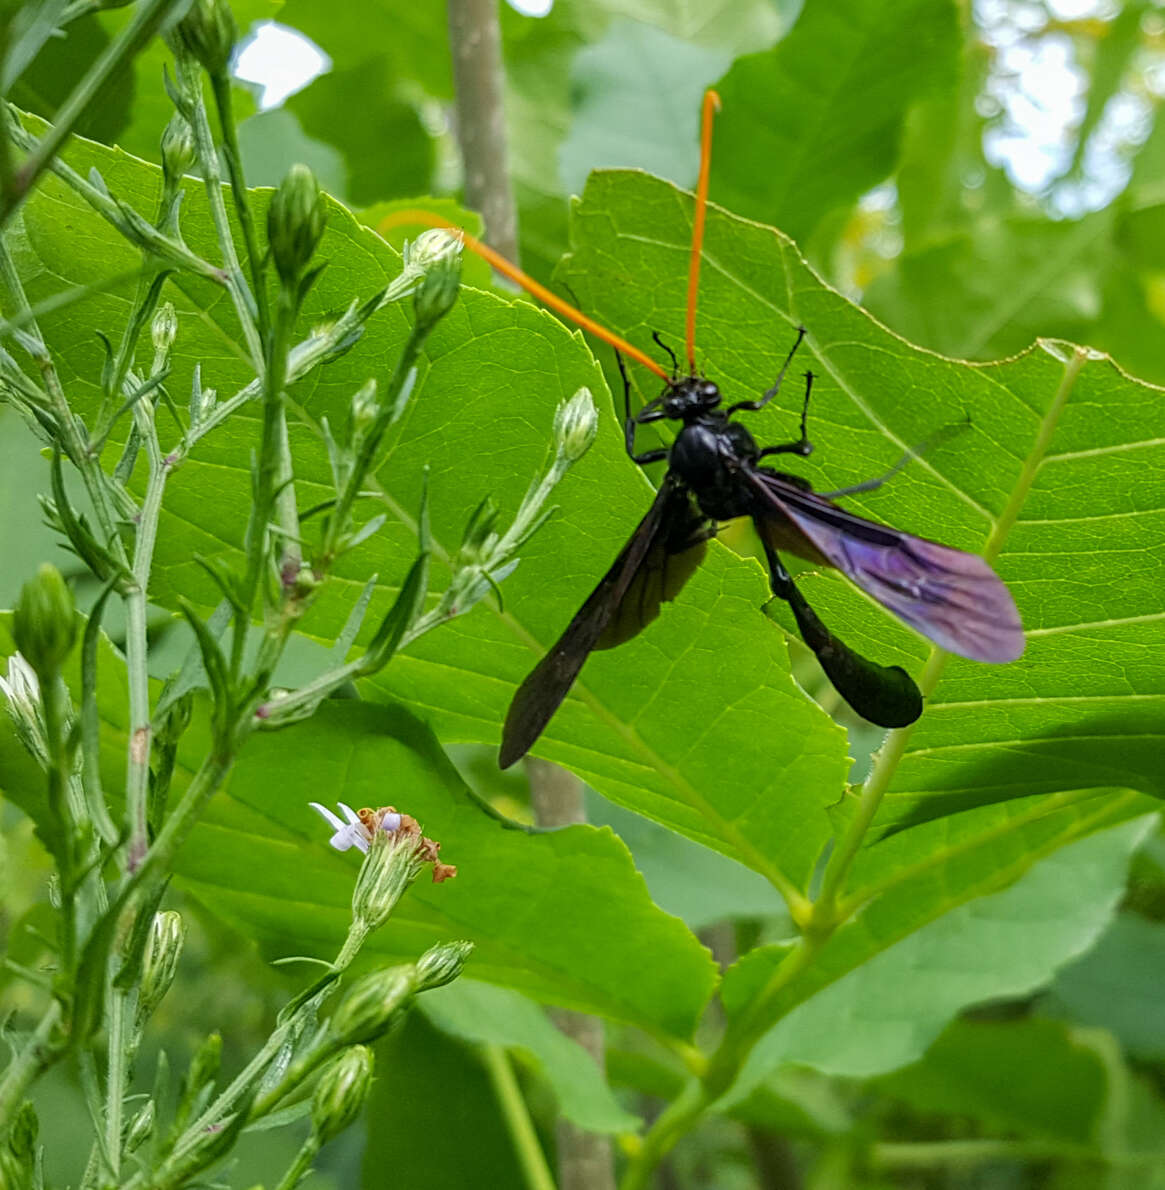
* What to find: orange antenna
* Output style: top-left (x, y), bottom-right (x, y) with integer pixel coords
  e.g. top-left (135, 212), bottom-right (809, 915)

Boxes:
top-left (377, 209), bottom-right (669, 381)
top-left (686, 89), bottom-right (721, 375)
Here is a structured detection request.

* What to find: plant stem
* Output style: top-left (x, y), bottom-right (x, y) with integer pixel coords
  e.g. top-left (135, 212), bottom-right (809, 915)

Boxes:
top-left (124, 397), bottom-right (171, 869)
top-left (2, 0), bottom-right (183, 227)
top-left (0, 236), bottom-right (127, 540)
top-left (811, 646), bottom-right (949, 926)
top-left (209, 72), bottom-right (269, 339)
top-left (179, 273), bottom-right (422, 456)
top-left (481, 1044), bottom-right (556, 1190)
top-left (320, 321), bottom-right (428, 564)
top-left (4, 113), bottom-right (223, 282)
top-left (233, 283), bottom-right (295, 675)
top-left (175, 55), bottom-right (263, 371)
top-left (272, 1138), bottom-right (319, 1190)
top-left (870, 1138), bottom-right (1109, 1168)
top-left (618, 1080), bottom-right (710, 1190)
top-left (41, 671), bottom-right (78, 967)
top-left (104, 988), bottom-right (131, 1180)
top-left (0, 1000), bottom-right (63, 1123)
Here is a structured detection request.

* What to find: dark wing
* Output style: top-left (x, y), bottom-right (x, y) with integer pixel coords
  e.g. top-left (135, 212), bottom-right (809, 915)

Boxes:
top-left (749, 468), bottom-right (1024, 663)
top-left (499, 475), bottom-right (710, 768)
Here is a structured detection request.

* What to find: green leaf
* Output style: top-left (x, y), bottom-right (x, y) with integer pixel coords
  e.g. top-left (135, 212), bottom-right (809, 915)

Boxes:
top-left (46, 2), bottom-right (272, 164)
top-left (174, 701), bottom-right (718, 1041)
top-left (556, 21), bottom-right (732, 197)
top-left (0, 623), bottom-right (716, 1040)
top-left (356, 198), bottom-right (492, 290)
top-left (557, 169), bottom-right (1165, 843)
top-left (874, 1017), bottom-right (1111, 1146)
top-left (422, 978), bottom-right (640, 1133)
top-left (719, 815), bottom-right (1153, 1098)
top-left (0, 411), bottom-right (60, 606)
top-left (586, 793), bottom-right (789, 931)
top-left (862, 211), bottom-right (1113, 362)
top-left (1044, 912), bottom-right (1165, 1061)
top-left (283, 59), bottom-right (435, 205)
top-left (365, 1011), bottom-right (528, 1188)
top-left (235, 107), bottom-right (347, 195)
top-left (15, 130), bottom-right (1165, 910)
top-left (9, 12), bottom-right (132, 147)
top-left (709, 0), bottom-right (960, 244)
top-left (276, 0), bottom-right (452, 100)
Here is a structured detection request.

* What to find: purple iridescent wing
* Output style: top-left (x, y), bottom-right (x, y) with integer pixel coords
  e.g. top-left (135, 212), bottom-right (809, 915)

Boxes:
top-left (499, 476), bottom-right (710, 768)
top-left (749, 469), bottom-right (1024, 663)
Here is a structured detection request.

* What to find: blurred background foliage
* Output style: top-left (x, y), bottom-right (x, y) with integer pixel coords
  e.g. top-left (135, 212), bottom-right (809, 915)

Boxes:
top-left (4, 1), bottom-right (1165, 1187)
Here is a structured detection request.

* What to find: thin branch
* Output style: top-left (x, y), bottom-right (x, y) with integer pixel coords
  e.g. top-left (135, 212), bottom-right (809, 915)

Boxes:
top-left (447, 0), bottom-right (519, 261)
top-left (2, 0), bottom-right (185, 227)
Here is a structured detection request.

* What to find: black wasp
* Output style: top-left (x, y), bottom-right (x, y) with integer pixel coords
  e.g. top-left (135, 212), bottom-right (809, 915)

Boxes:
top-left (498, 329), bottom-right (1024, 767)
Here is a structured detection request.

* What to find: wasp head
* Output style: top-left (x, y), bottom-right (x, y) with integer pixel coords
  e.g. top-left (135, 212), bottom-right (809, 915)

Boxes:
top-left (659, 376), bottom-right (721, 420)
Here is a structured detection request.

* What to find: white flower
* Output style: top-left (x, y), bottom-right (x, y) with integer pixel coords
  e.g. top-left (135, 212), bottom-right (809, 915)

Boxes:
top-left (309, 801), bottom-right (402, 853)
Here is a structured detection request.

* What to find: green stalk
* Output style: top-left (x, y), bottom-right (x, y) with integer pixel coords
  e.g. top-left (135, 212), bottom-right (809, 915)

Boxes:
top-left (0, 1001), bottom-right (63, 1124)
top-left (271, 1139), bottom-right (319, 1190)
top-left (2, 0), bottom-right (184, 227)
top-left (208, 72), bottom-right (269, 339)
top-left (0, 237), bottom-right (127, 542)
top-left (124, 398), bottom-right (169, 869)
top-left (103, 988), bottom-right (131, 1179)
top-left (811, 646), bottom-right (949, 928)
top-left (4, 114), bottom-right (223, 283)
top-left (175, 55), bottom-right (263, 371)
top-left (482, 1045), bottom-right (556, 1190)
top-left (41, 671), bottom-right (77, 969)
top-left (319, 320), bottom-right (429, 565)
top-left (618, 1080), bottom-right (709, 1190)
top-left (231, 284), bottom-right (295, 676)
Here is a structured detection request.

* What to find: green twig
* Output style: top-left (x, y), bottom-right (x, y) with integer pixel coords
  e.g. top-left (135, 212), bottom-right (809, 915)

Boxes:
top-left (174, 54), bottom-right (263, 370)
top-left (208, 72), bottom-right (269, 339)
top-left (810, 646), bottom-right (949, 928)
top-left (0, 1001), bottom-right (64, 1124)
top-left (231, 283), bottom-right (296, 676)
top-left (482, 1045), bottom-right (556, 1190)
top-left (124, 389), bottom-right (171, 869)
top-left (2, 0), bottom-right (184, 228)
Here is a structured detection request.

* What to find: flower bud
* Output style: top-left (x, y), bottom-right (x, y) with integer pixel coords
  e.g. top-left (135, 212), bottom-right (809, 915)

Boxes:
top-left (186, 1032), bottom-right (222, 1096)
top-left (0, 653), bottom-right (45, 766)
top-left (267, 164), bottom-right (327, 287)
top-left (151, 301), bottom-right (178, 357)
top-left (351, 827), bottom-right (426, 933)
top-left (137, 911), bottom-right (185, 1024)
top-left (7, 1100), bottom-right (37, 1161)
top-left (553, 387), bottom-right (598, 464)
top-left (176, 0), bottom-right (237, 78)
top-left (458, 495), bottom-right (499, 558)
top-left (412, 238), bottom-right (462, 329)
top-left (407, 228), bottom-right (462, 273)
top-left (415, 940), bottom-right (473, 992)
top-left (13, 564), bottom-right (76, 680)
top-left (124, 1100), bottom-right (155, 1153)
top-left (349, 379), bottom-right (379, 434)
top-left (311, 1046), bottom-right (373, 1145)
top-left (329, 966), bottom-right (416, 1046)
top-left (160, 114), bottom-right (195, 188)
